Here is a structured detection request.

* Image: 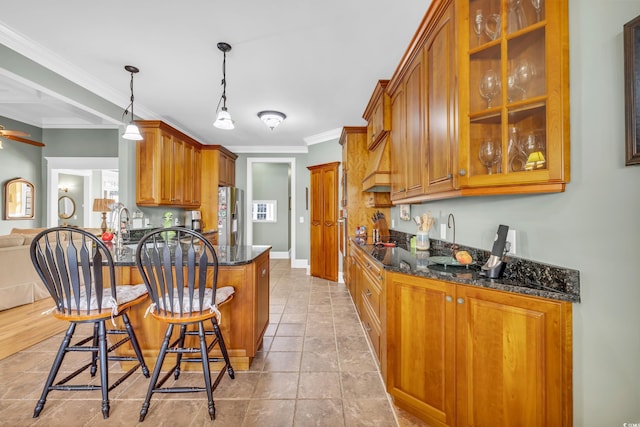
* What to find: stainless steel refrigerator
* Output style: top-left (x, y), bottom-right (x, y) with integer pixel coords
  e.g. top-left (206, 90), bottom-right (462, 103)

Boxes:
top-left (218, 187), bottom-right (244, 246)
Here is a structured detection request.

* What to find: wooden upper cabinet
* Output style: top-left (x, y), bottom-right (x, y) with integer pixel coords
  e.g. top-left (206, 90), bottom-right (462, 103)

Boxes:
top-left (183, 142), bottom-right (201, 206)
top-left (135, 120), bottom-right (201, 207)
top-left (404, 52), bottom-right (426, 199)
top-left (389, 84), bottom-right (407, 201)
top-left (363, 80), bottom-right (391, 151)
top-left (218, 149), bottom-right (237, 187)
top-left (384, 0), bottom-right (569, 203)
top-left (458, 0), bottom-right (570, 193)
top-left (425, 0), bottom-right (457, 194)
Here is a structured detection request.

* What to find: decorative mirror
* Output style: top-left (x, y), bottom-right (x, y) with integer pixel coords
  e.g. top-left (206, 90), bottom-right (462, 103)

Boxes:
top-left (58, 196), bottom-right (76, 219)
top-left (4, 178), bottom-right (35, 220)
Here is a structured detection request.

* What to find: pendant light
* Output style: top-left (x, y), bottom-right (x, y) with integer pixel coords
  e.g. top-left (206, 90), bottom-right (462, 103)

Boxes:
top-left (122, 65), bottom-right (143, 141)
top-left (213, 42), bottom-right (234, 130)
top-left (257, 110), bottom-right (287, 130)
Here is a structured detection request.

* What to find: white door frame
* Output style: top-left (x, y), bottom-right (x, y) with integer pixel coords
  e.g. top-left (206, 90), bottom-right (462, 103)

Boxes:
top-left (247, 157), bottom-right (296, 267)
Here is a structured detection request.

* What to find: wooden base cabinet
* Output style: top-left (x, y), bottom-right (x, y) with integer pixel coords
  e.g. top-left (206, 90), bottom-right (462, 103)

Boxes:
top-left (386, 272), bottom-right (572, 427)
top-left (386, 272), bottom-right (456, 426)
top-left (455, 284), bottom-right (573, 427)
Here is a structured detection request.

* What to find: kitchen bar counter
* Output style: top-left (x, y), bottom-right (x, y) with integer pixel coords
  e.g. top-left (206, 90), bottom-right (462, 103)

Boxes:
top-left (351, 237), bottom-right (580, 303)
top-left (113, 244), bottom-right (271, 371)
top-left (110, 243), bottom-right (270, 267)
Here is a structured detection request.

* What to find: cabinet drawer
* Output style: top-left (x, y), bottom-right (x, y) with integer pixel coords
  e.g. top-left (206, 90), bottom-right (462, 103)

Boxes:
top-left (360, 297), bottom-right (381, 362)
top-left (361, 271), bottom-right (382, 320)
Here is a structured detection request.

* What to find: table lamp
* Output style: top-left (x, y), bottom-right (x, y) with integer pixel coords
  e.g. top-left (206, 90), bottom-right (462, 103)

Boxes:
top-left (93, 196), bottom-right (115, 234)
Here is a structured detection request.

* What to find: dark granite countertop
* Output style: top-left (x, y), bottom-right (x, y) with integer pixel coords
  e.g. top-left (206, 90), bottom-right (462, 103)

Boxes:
top-left (108, 244), bottom-right (271, 267)
top-left (351, 233), bottom-right (580, 303)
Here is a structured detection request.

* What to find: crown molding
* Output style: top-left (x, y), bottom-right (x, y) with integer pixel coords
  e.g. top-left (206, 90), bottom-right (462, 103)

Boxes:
top-left (0, 22), bottom-right (158, 122)
top-left (303, 127), bottom-right (342, 146)
top-left (228, 145), bottom-right (309, 154)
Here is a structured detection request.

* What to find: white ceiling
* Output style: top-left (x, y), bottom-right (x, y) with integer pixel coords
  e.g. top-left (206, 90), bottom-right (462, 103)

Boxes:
top-left (0, 1), bottom-right (431, 152)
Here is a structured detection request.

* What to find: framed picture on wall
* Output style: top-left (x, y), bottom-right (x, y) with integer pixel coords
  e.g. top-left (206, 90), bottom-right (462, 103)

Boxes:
top-left (399, 204), bottom-right (411, 221)
top-left (624, 14), bottom-right (640, 165)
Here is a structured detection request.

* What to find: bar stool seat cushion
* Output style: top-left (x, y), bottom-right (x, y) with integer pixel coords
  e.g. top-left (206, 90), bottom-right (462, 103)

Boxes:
top-left (152, 286), bottom-right (235, 314)
top-left (57, 284), bottom-right (148, 313)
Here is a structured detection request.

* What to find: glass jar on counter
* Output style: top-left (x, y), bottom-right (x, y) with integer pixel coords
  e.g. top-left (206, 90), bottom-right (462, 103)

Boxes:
top-left (416, 231), bottom-right (430, 250)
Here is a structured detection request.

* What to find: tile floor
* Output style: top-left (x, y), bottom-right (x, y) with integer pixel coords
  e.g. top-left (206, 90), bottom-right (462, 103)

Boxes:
top-left (0, 259), bottom-right (426, 426)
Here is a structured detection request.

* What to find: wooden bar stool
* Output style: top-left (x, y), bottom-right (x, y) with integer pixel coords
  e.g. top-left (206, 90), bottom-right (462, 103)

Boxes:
top-left (135, 227), bottom-right (235, 422)
top-left (29, 227), bottom-right (150, 419)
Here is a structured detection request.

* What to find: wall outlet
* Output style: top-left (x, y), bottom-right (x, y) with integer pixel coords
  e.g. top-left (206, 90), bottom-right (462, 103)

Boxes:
top-left (506, 229), bottom-right (516, 254)
top-left (299, 216), bottom-right (304, 224)
top-left (440, 223), bottom-right (447, 240)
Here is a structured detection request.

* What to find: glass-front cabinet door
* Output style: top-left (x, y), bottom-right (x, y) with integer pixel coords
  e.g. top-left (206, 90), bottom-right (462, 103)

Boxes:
top-left (458, 0), bottom-right (569, 190)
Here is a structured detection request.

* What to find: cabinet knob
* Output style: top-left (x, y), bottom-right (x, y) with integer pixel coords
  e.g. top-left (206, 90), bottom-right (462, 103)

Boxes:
top-left (457, 297), bottom-right (465, 304)
top-left (447, 173), bottom-right (453, 179)
top-left (364, 322), bottom-right (372, 332)
top-left (365, 289), bottom-right (372, 297)
top-left (459, 169), bottom-right (467, 176)
top-left (378, 275), bottom-right (383, 282)
top-left (445, 295), bottom-right (453, 302)
top-left (261, 268), bottom-right (267, 277)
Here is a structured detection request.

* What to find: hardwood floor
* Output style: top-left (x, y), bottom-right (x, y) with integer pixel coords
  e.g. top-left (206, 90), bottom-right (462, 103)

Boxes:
top-left (0, 298), bottom-right (66, 360)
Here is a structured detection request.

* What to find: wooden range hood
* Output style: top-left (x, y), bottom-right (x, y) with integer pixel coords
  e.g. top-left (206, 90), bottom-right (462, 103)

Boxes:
top-left (361, 136), bottom-right (391, 193)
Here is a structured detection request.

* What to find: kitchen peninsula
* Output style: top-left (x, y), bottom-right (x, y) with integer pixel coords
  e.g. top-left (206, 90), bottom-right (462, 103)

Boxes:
top-left (112, 243), bottom-right (271, 371)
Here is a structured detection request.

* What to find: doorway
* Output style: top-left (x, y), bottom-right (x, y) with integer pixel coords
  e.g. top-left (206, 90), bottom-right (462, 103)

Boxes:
top-left (246, 157), bottom-right (296, 268)
top-left (46, 157), bottom-right (118, 228)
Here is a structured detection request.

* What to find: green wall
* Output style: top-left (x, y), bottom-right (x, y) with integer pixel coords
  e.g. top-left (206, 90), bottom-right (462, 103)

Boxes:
top-left (252, 163), bottom-right (290, 251)
top-left (0, 116), bottom-right (43, 233)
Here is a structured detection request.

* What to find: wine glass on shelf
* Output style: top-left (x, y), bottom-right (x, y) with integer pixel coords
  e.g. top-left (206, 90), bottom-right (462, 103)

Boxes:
top-left (479, 139), bottom-right (502, 174)
top-left (474, 10), bottom-right (484, 45)
top-left (515, 59), bottom-right (536, 98)
top-left (479, 69), bottom-right (500, 108)
top-left (531, 0), bottom-right (543, 22)
top-left (507, 0), bottom-right (528, 32)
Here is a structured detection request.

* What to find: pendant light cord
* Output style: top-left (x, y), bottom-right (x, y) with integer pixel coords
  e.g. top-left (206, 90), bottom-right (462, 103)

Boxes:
top-left (122, 70), bottom-right (136, 122)
top-left (219, 50), bottom-right (228, 111)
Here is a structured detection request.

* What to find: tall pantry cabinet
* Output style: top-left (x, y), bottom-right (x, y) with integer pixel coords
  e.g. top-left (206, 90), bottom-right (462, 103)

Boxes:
top-left (308, 162), bottom-right (340, 282)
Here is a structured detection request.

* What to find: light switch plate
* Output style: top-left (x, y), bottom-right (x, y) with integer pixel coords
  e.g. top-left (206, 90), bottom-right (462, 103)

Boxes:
top-left (440, 223), bottom-right (447, 239)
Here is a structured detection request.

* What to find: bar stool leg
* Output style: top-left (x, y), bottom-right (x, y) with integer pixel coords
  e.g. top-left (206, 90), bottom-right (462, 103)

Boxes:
top-left (98, 321), bottom-right (110, 419)
top-left (33, 323), bottom-right (76, 418)
top-left (121, 312), bottom-right (150, 377)
top-left (198, 322), bottom-right (215, 421)
top-left (140, 324), bottom-right (174, 422)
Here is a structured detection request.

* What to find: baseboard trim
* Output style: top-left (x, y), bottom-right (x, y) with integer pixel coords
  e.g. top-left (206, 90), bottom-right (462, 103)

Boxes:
top-left (291, 258), bottom-right (308, 270)
top-left (270, 251), bottom-right (290, 259)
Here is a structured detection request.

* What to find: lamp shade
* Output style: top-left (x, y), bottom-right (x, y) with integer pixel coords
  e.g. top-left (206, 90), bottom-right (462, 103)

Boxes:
top-left (92, 198), bottom-right (115, 213)
top-left (214, 108), bottom-right (235, 130)
top-left (122, 124), bottom-right (143, 140)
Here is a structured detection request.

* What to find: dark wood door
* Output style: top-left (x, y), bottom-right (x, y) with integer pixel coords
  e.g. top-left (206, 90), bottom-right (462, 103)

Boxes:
top-left (308, 162), bottom-right (340, 281)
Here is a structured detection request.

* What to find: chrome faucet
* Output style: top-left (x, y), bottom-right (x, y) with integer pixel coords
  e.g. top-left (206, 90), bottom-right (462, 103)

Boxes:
top-left (114, 205), bottom-right (130, 249)
top-left (447, 213), bottom-right (458, 256)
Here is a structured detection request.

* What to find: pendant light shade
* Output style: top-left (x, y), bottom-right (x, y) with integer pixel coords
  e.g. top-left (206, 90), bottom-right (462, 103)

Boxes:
top-left (257, 110), bottom-right (287, 130)
top-left (213, 42), bottom-right (234, 130)
top-left (122, 65), bottom-right (143, 141)
top-left (214, 107), bottom-right (234, 130)
top-left (123, 123), bottom-right (143, 140)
